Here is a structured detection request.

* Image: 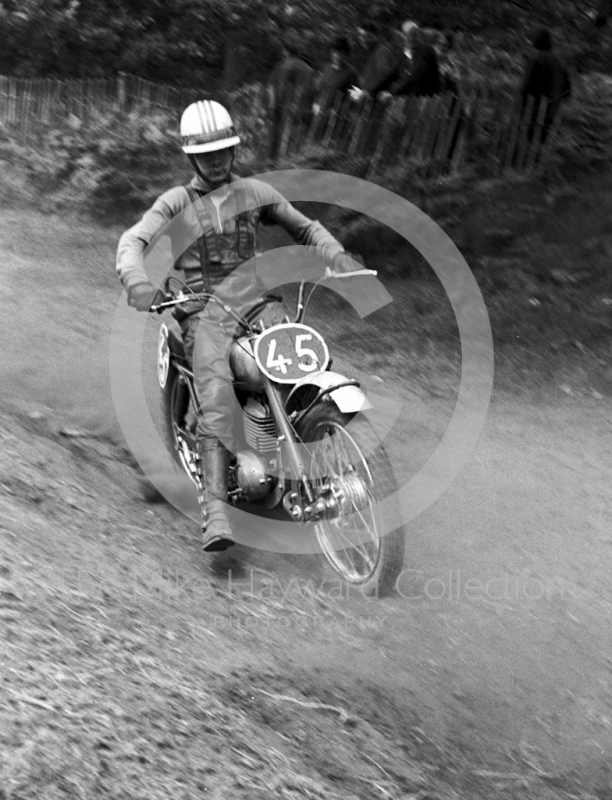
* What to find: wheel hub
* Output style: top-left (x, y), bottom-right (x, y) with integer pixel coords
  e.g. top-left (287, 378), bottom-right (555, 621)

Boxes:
top-left (320, 470), bottom-right (369, 519)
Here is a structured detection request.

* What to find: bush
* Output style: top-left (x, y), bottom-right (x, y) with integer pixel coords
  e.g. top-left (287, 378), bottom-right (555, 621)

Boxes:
top-left (556, 73), bottom-right (612, 171)
top-left (0, 111), bottom-right (187, 220)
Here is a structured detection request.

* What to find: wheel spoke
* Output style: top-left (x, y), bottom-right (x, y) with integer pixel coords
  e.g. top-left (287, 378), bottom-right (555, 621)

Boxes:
top-left (350, 503), bottom-right (375, 539)
top-left (321, 518), bottom-right (361, 553)
top-left (307, 421), bottom-right (381, 584)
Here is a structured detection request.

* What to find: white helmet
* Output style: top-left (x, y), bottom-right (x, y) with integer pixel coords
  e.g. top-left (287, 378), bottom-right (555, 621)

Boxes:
top-left (180, 100), bottom-right (241, 154)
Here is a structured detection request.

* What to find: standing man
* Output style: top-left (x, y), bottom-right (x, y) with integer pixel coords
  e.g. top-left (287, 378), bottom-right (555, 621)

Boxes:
top-left (349, 21), bottom-right (403, 102)
top-left (385, 21), bottom-right (441, 99)
top-left (312, 36), bottom-right (358, 143)
top-left (520, 26), bottom-right (571, 149)
top-left (268, 31), bottom-right (315, 160)
top-left (437, 29), bottom-right (465, 98)
top-left (351, 23), bottom-right (377, 71)
top-left (595, 0), bottom-right (612, 27)
top-left (348, 21), bottom-right (404, 154)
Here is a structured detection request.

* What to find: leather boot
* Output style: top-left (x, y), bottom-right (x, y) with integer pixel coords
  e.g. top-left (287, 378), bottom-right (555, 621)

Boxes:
top-left (198, 437), bottom-right (235, 552)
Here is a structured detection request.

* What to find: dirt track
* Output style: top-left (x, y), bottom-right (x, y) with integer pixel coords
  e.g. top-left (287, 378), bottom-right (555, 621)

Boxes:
top-left (1, 207), bottom-right (612, 798)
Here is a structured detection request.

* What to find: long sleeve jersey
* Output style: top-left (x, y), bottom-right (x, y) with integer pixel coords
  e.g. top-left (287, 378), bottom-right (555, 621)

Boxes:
top-left (389, 44), bottom-right (441, 98)
top-left (315, 61), bottom-right (359, 113)
top-left (360, 41), bottom-right (403, 96)
top-left (520, 51), bottom-right (571, 103)
top-left (116, 173), bottom-right (345, 302)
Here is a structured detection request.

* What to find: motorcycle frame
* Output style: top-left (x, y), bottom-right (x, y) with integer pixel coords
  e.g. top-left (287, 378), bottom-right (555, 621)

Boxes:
top-left (158, 278), bottom-right (369, 519)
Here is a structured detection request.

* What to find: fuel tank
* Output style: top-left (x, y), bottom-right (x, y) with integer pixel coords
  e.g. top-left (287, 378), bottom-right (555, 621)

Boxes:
top-left (229, 336), bottom-right (264, 392)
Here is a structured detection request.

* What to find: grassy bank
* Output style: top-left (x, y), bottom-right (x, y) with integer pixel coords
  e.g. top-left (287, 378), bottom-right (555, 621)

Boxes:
top-left (318, 170), bottom-right (612, 399)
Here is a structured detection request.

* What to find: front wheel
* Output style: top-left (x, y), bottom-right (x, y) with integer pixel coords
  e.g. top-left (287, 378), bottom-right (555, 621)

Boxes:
top-left (296, 403), bottom-right (405, 597)
top-left (160, 363), bottom-right (199, 486)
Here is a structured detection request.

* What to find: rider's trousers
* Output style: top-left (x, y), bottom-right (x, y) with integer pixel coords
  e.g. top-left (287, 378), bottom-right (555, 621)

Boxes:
top-left (179, 305), bottom-right (239, 452)
top-left (178, 300), bottom-right (288, 455)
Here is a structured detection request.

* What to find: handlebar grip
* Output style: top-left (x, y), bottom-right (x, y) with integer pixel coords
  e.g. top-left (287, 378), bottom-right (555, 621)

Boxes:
top-left (329, 269), bottom-right (378, 279)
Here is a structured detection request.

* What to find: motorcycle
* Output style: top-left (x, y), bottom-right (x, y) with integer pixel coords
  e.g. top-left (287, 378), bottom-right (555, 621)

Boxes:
top-left (152, 270), bottom-right (405, 597)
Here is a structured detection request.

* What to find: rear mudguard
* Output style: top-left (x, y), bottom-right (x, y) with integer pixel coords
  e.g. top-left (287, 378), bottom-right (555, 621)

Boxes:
top-left (286, 370), bottom-right (372, 415)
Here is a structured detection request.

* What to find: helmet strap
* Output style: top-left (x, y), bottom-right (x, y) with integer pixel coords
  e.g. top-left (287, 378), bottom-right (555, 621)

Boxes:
top-left (188, 148), bottom-right (235, 190)
top-left (188, 154), bottom-right (205, 183)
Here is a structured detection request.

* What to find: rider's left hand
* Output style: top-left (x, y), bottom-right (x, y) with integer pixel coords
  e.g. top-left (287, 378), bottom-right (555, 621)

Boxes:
top-left (127, 282), bottom-right (166, 311)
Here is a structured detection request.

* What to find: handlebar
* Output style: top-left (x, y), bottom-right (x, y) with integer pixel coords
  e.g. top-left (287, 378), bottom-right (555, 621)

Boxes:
top-left (151, 267), bottom-right (378, 327)
top-left (150, 291), bottom-right (245, 324)
top-left (150, 292), bottom-right (203, 313)
top-left (150, 290), bottom-right (277, 338)
top-left (150, 269), bottom-right (377, 312)
top-left (326, 268), bottom-right (378, 279)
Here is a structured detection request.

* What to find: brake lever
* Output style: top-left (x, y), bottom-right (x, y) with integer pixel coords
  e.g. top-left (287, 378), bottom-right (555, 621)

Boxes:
top-left (150, 300), bottom-right (174, 313)
top-left (149, 292), bottom-right (190, 313)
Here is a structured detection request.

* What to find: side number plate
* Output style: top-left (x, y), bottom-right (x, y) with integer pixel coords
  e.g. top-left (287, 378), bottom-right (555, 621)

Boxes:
top-left (158, 323), bottom-right (170, 389)
top-left (253, 323), bottom-right (329, 384)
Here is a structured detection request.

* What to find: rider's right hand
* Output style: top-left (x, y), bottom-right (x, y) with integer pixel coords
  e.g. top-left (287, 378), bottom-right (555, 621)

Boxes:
top-left (127, 282), bottom-right (165, 311)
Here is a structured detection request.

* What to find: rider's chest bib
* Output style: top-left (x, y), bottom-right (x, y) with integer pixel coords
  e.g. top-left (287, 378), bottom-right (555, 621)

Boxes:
top-left (202, 227), bottom-right (255, 284)
top-left (183, 185), bottom-right (259, 292)
top-left (216, 227), bottom-right (248, 260)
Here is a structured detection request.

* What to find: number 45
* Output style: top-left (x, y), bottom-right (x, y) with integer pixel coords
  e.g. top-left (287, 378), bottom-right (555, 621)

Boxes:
top-left (296, 334), bottom-right (318, 372)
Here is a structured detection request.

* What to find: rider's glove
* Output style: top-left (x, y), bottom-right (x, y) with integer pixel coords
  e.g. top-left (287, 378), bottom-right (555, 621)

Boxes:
top-left (127, 282), bottom-right (165, 312)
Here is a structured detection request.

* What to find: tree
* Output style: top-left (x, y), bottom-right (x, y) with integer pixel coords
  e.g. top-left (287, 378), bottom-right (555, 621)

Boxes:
top-left (0, 0), bottom-right (602, 82)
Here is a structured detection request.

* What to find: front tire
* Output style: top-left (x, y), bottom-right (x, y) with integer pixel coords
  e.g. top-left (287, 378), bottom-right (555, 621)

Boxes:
top-left (160, 364), bottom-right (199, 485)
top-left (296, 403), bottom-right (405, 597)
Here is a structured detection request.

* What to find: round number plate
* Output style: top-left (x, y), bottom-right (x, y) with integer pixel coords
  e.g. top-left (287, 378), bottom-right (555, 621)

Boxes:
top-left (253, 323), bottom-right (329, 384)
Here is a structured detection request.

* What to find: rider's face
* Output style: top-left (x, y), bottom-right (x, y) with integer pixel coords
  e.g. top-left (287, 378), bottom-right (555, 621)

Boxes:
top-left (194, 147), bottom-right (234, 187)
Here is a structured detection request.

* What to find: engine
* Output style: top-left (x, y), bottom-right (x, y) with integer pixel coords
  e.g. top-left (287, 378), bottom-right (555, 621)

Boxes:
top-left (242, 397), bottom-right (277, 453)
top-left (234, 398), bottom-right (278, 500)
top-left (235, 450), bottom-right (271, 500)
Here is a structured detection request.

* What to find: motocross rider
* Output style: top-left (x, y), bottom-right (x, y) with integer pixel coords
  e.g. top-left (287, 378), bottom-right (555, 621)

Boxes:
top-left (116, 99), bottom-right (356, 553)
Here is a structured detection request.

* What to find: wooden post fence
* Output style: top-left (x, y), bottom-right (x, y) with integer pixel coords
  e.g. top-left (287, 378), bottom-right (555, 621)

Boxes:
top-left (0, 71), bottom-right (568, 176)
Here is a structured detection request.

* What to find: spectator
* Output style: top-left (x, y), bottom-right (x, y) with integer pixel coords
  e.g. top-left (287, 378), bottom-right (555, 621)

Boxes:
top-left (269, 31), bottom-right (315, 159)
top-left (348, 21), bottom-right (403, 155)
top-left (438, 30), bottom-right (464, 98)
top-left (595, 0), bottom-right (612, 27)
top-left (423, 27), bottom-right (443, 51)
top-left (430, 28), bottom-right (467, 166)
top-left (386, 21), bottom-right (441, 98)
top-left (349, 21), bottom-right (403, 101)
top-left (520, 26), bottom-right (571, 149)
top-left (312, 37), bottom-right (358, 142)
top-left (351, 23), bottom-right (378, 71)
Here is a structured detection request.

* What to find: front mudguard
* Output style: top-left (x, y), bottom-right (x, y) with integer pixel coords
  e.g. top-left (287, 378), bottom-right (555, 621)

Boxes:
top-left (286, 370), bottom-right (372, 416)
